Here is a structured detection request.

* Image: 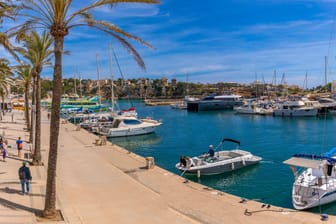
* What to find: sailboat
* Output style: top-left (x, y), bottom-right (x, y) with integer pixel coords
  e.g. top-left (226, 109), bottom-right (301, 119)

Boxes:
top-left (171, 74), bottom-right (198, 109)
top-left (95, 46), bottom-right (162, 137)
top-left (284, 148), bottom-right (336, 210)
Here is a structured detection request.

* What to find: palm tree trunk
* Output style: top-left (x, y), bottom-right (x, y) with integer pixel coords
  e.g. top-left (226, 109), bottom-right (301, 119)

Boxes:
top-left (32, 73), bottom-right (42, 165)
top-left (24, 83), bottom-right (30, 131)
top-left (43, 35), bottom-right (63, 217)
top-left (30, 76), bottom-right (36, 143)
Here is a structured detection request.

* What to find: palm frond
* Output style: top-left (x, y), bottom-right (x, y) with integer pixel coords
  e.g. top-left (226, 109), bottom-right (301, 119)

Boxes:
top-left (88, 20), bottom-right (154, 49)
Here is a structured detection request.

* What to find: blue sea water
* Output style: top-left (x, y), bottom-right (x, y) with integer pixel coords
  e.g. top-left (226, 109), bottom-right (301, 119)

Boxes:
top-left (110, 100), bottom-right (336, 214)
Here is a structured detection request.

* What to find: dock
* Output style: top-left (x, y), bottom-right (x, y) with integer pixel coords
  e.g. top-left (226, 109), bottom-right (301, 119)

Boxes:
top-left (144, 99), bottom-right (181, 106)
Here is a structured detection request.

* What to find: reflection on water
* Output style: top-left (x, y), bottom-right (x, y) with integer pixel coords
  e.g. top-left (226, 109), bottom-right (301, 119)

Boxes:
top-left (188, 164), bottom-right (260, 188)
top-left (109, 133), bottom-right (161, 151)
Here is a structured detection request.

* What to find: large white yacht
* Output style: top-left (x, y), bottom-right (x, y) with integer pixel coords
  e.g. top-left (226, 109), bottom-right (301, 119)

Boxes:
top-left (187, 94), bottom-right (243, 112)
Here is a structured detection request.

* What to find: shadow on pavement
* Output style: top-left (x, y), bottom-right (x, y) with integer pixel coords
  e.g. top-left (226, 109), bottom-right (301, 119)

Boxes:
top-left (0, 197), bottom-right (40, 215)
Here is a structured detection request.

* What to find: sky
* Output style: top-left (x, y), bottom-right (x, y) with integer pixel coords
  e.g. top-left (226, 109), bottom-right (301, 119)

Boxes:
top-left (3, 0), bottom-right (336, 88)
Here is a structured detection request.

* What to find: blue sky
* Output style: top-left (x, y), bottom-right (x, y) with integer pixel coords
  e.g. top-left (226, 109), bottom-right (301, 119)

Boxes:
top-left (3, 0), bottom-right (336, 88)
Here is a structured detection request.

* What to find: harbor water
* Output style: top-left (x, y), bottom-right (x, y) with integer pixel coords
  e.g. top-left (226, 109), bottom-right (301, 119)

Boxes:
top-left (110, 100), bottom-right (336, 214)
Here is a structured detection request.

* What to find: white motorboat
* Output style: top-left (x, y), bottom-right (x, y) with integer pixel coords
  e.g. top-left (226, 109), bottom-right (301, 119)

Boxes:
top-left (176, 138), bottom-right (262, 176)
top-left (234, 101), bottom-right (273, 115)
top-left (98, 116), bottom-right (162, 137)
top-left (284, 148), bottom-right (336, 210)
top-left (273, 99), bottom-right (319, 117)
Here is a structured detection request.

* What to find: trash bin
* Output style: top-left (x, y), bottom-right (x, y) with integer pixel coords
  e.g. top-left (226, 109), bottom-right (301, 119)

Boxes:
top-left (145, 157), bottom-right (155, 169)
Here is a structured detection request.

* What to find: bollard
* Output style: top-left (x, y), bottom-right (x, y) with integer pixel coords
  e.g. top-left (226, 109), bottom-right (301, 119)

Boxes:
top-left (321, 214), bottom-right (328, 221)
top-left (100, 136), bottom-right (107, 145)
top-left (145, 157), bottom-right (155, 169)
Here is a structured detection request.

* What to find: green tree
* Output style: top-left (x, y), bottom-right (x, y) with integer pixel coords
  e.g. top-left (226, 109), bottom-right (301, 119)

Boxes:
top-left (16, 0), bottom-right (159, 218)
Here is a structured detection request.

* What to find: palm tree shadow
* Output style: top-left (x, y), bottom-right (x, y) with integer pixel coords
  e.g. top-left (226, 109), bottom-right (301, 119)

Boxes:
top-left (0, 197), bottom-right (40, 215)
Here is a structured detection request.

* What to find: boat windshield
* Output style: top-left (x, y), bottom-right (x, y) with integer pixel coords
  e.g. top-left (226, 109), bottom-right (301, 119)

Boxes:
top-left (123, 119), bottom-right (142, 125)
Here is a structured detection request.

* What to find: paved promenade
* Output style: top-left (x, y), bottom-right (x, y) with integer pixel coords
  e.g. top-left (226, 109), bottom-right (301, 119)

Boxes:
top-left (0, 110), bottom-right (334, 223)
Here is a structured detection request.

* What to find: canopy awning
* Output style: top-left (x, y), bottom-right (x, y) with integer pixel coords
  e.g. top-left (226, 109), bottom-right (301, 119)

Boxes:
top-left (283, 157), bottom-right (322, 169)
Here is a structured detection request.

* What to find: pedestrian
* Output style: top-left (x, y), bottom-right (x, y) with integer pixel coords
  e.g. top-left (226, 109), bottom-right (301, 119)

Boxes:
top-left (18, 161), bottom-right (32, 195)
top-left (16, 137), bottom-right (23, 158)
top-left (2, 146), bottom-right (7, 162)
top-left (0, 138), bottom-right (3, 149)
top-left (47, 112), bottom-right (50, 120)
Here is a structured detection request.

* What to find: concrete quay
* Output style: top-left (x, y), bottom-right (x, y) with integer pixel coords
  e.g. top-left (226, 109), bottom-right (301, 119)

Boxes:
top-left (0, 110), bottom-right (334, 223)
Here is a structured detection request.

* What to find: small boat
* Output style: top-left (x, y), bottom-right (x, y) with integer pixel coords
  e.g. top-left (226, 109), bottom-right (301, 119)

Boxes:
top-left (176, 138), bottom-right (262, 176)
top-left (98, 116), bottom-right (162, 138)
top-left (283, 148), bottom-right (336, 210)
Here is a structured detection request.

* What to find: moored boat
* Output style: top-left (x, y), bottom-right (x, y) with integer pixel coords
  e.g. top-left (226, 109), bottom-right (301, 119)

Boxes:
top-left (273, 99), bottom-right (319, 117)
top-left (284, 149), bottom-right (336, 210)
top-left (187, 93), bottom-right (243, 112)
top-left (98, 116), bottom-right (162, 138)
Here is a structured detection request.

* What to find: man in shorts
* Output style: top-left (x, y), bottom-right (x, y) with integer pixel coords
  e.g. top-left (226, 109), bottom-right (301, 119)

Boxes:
top-left (16, 137), bottom-right (23, 158)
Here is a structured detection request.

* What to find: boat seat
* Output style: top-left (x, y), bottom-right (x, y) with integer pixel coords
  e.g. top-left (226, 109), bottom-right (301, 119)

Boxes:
top-left (220, 155), bottom-right (232, 160)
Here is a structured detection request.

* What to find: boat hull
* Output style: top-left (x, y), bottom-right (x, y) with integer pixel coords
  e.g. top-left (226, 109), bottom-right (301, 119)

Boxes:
top-left (273, 108), bottom-right (318, 117)
top-left (187, 100), bottom-right (243, 112)
top-left (99, 124), bottom-right (161, 138)
top-left (179, 161), bottom-right (259, 175)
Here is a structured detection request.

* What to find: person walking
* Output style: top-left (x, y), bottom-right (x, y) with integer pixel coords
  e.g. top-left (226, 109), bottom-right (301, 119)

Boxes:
top-left (16, 137), bottom-right (23, 158)
top-left (18, 161), bottom-right (32, 195)
top-left (2, 146), bottom-right (7, 162)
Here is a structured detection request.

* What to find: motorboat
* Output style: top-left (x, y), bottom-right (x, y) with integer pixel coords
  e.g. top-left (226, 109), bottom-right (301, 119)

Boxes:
top-left (234, 100), bottom-right (273, 115)
top-left (283, 148), bottom-right (336, 210)
top-left (187, 93), bottom-right (243, 112)
top-left (98, 116), bottom-right (162, 138)
top-left (176, 138), bottom-right (262, 176)
top-left (273, 99), bottom-right (319, 117)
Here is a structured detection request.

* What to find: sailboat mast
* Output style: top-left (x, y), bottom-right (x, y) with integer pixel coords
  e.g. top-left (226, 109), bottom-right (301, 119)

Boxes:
top-left (325, 56), bottom-right (328, 89)
top-left (109, 45), bottom-right (115, 113)
top-left (74, 66), bottom-right (77, 96)
top-left (96, 54), bottom-right (102, 110)
top-left (79, 72), bottom-right (82, 98)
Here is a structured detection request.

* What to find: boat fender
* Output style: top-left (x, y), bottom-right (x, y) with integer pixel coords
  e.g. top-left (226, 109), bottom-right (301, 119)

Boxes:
top-left (231, 162), bottom-right (235, 170)
top-left (242, 159), bottom-right (246, 166)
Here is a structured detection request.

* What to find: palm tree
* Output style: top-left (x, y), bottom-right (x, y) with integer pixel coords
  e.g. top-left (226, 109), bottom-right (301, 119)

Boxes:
top-left (17, 31), bottom-right (53, 166)
top-left (0, 2), bottom-right (21, 62)
top-left (15, 0), bottom-right (159, 218)
top-left (0, 58), bottom-right (14, 118)
top-left (16, 65), bottom-right (32, 131)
